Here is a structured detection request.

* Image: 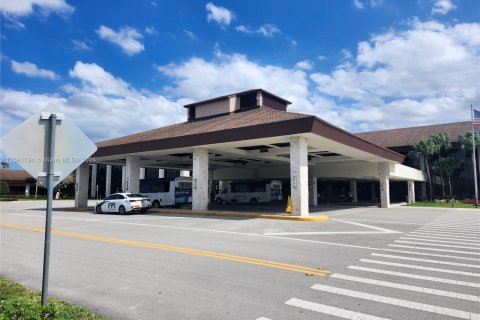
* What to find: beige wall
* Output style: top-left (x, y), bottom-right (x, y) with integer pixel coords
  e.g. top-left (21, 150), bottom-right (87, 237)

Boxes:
top-left (196, 100), bottom-right (230, 119)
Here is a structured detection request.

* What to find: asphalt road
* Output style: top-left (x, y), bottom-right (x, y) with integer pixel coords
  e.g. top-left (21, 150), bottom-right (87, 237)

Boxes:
top-left (1, 201), bottom-right (479, 320)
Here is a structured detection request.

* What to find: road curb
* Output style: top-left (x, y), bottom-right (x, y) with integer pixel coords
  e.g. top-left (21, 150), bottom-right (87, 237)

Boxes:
top-left (149, 209), bottom-right (329, 222)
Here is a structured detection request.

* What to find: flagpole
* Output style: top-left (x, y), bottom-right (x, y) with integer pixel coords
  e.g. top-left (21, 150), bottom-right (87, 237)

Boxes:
top-left (471, 105), bottom-right (478, 208)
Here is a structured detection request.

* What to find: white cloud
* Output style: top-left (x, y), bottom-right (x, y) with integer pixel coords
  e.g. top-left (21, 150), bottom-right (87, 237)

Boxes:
top-left (184, 30), bottom-right (196, 40)
top-left (156, 50), bottom-right (309, 102)
top-left (236, 24), bottom-right (281, 37)
top-left (310, 20), bottom-right (480, 130)
top-left (353, 0), bottom-right (383, 9)
top-left (11, 60), bottom-right (58, 80)
top-left (206, 2), bottom-right (233, 27)
top-left (294, 60), bottom-right (314, 70)
top-left (96, 25), bottom-right (144, 56)
top-left (0, 0), bottom-right (74, 17)
top-left (1, 62), bottom-right (185, 142)
top-left (317, 55), bottom-right (328, 61)
top-left (432, 0), bottom-right (456, 15)
top-left (353, 0), bottom-right (365, 9)
top-left (72, 39), bottom-right (92, 51)
top-left (144, 26), bottom-right (158, 35)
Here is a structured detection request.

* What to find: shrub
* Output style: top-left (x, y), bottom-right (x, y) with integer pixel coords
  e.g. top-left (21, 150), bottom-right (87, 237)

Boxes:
top-left (0, 181), bottom-right (9, 195)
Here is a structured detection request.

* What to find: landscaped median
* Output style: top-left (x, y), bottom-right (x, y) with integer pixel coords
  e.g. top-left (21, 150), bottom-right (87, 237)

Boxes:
top-left (0, 277), bottom-right (105, 320)
top-left (406, 201), bottom-right (478, 209)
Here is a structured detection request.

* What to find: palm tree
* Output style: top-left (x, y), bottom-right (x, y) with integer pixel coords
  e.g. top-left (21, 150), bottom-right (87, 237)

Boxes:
top-left (1, 161), bottom-right (9, 169)
top-left (430, 132), bottom-right (451, 197)
top-left (413, 138), bottom-right (435, 200)
top-left (435, 156), bottom-right (460, 198)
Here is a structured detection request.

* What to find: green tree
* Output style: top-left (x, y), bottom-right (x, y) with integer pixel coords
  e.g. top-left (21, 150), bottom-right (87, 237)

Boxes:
top-left (434, 156), bottom-right (461, 197)
top-left (1, 161), bottom-right (9, 169)
top-left (459, 131), bottom-right (480, 150)
top-left (0, 181), bottom-right (10, 194)
top-left (430, 132), bottom-right (452, 197)
top-left (412, 138), bottom-right (436, 200)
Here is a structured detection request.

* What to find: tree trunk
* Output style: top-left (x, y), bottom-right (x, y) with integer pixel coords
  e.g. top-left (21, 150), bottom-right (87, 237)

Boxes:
top-left (425, 155), bottom-right (432, 201)
top-left (448, 177), bottom-right (452, 198)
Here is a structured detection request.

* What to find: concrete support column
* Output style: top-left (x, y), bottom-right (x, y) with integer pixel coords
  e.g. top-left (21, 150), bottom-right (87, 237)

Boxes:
top-left (90, 164), bottom-right (97, 198)
top-left (290, 136), bottom-right (309, 216)
top-left (25, 183), bottom-right (30, 196)
top-left (121, 166), bottom-right (126, 192)
top-left (192, 148), bottom-right (209, 211)
top-left (125, 155), bottom-right (141, 193)
top-left (140, 167), bottom-right (145, 180)
top-left (379, 163), bottom-right (390, 208)
top-left (75, 162), bottom-right (89, 208)
top-left (105, 165), bottom-right (112, 197)
top-left (309, 177), bottom-right (318, 206)
top-left (350, 180), bottom-right (358, 203)
top-left (419, 155), bottom-right (427, 200)
top-left (407, 180), bottom-right (415, 203)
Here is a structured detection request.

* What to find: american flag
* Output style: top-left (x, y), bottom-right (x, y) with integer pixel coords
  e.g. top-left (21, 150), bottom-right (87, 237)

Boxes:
top-left (475, 109), bottom-right (480, 125)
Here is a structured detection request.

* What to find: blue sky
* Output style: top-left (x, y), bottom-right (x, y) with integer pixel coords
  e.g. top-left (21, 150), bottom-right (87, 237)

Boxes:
top-left (1, 0), bottom-right (479, 149)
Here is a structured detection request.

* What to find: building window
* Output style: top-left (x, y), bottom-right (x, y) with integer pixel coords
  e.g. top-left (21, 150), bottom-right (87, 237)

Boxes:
top-left (188, 106), bottom-right (196, 119)
top-left (239, 93), bottom-right (257, 109)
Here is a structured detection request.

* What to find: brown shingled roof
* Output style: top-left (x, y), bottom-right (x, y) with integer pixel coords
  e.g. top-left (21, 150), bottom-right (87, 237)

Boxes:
top-left (0, 169), bottom-right (35, 182)
top-left (94, 106), bottom-right (404, 162)
top-left (355, 121), bottom-right (479, 148)
top-left (96, 107), bottom-right (311, 150)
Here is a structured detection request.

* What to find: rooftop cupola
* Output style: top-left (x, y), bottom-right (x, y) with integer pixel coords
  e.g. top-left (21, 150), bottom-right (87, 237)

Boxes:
top-left (183, 89), bottom-right (291, 121)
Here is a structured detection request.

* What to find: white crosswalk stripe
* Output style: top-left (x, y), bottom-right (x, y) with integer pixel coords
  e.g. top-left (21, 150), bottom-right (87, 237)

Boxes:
top-left (399, 236), bottom-right (480, 246)
top-left (310, 284), bottom-right (479, 320)
top-left (278, 213), bottom-right (480, 320)
top-left (285, 298), bottom-right (391, 320)
top-left (403, 233), bottom-right (480, 243)
top-left (370, 253), bottom-right (480, 269)
top-left (359, 258), bottom-right (480, 277)
top-left (330, 273), bottom-right (480, 302)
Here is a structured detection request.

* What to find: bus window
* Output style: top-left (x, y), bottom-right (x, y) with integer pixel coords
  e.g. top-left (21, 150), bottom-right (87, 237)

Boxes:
top-left (231, 183), bottom-right (249, 193)
top-left (178, 182), bottom-right (192, 190)
top-left (150, 181), bottom-right (170, 193)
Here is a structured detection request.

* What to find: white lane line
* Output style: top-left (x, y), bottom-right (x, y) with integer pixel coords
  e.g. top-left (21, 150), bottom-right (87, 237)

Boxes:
top-left (347, 266), bottom-right (480, 288)
top-left (381, 248), bottom-right (480, 262)
top-left (370, 253), bottom-right (480, 269)
top-left (394, 240), bottom-right (480, 250)
top-left (417, 228), bottom-right (480, 236)
top-left (1, 211), bottom-right (397, 251)
top-left (285, 298), bottom-right (390, 320)
top-left (335, 218), bottom-right (422, 226)
top-left (406, 233), bottom-right (480, 244)
top-left (410, 231), bottom-right (480, 241)
top-left (256, 317), bottom-right (272, 320)
top-left (359, 259), bottom-right (480, 277)
top-left (388, 244), bottom-right (480, 256)
top-left (330, 273), bottom-right (480, 302)
top-left (310, 283), bottom-right (478, 320)
top-left (329, 218), bottom-right (402, 233)
top-left (263, 218), bottom-right (401, 235)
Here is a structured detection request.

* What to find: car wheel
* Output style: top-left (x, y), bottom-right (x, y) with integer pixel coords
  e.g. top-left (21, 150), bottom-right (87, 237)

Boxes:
top-left (95, 205), bottom-right (102, 214)
top-left (250, 198), bottom-right (258, 205)
top-left (119, 205), bottom-right (127, 215)
top-left (152, 200), bottom-right (160, 208)
top-left (215, 197), bottom-right (223, 204)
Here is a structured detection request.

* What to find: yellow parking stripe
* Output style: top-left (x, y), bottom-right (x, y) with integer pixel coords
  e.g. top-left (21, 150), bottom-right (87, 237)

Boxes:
top-left (1, 223), bottom-right (329, 276)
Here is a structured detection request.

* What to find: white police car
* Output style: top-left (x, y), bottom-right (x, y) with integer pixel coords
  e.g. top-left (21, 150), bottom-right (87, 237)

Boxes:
top-left (95, 193), bottom-right (152, 214)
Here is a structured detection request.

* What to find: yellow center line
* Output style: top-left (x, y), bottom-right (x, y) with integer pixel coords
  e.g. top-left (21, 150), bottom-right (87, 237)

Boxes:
top-left (1, 223), bottom-right (330, 276)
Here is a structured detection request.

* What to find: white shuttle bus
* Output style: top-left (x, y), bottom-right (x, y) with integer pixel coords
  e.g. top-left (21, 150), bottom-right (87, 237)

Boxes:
top-left (139, 177), bottom-right (192, 207)
top-left (214, 179), bottom-right (282, 204)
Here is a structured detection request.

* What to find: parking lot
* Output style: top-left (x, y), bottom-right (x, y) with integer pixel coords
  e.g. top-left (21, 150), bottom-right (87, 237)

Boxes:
top-left (1, 200), bottom-right (479, 320)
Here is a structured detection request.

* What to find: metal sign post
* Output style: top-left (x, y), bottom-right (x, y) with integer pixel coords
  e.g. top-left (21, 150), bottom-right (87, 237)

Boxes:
top-left (41, 113), bottom-right (57, 305)
top-left (1, 107), bottom-right (97, 307)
